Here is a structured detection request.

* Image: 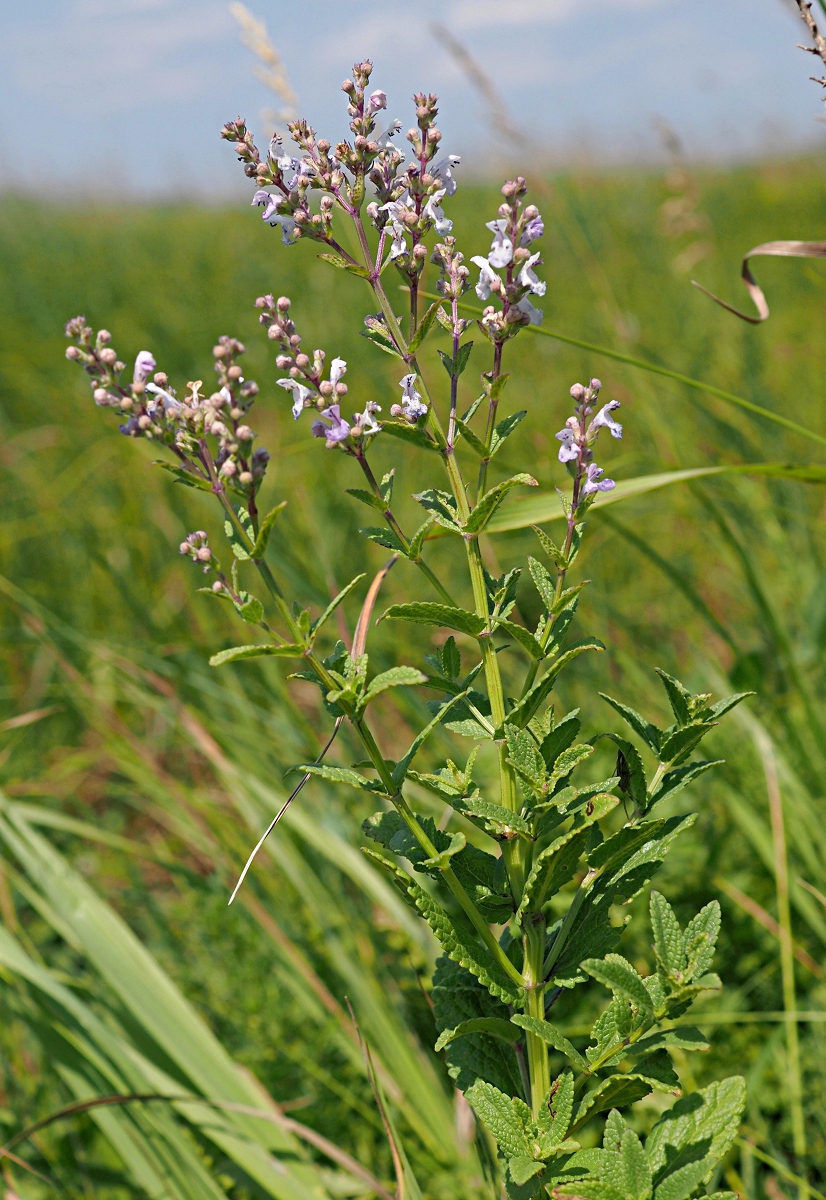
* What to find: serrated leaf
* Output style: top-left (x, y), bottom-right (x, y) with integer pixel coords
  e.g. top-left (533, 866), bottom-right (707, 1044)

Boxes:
top-left (409, 298), bottom-right (444, 352)
top-left (360, 525), bottom-right (407, 553)
top-left (152, 459), bottom-right (213, 491)
top-left (654, 670), bottom-right (692, 726)
top-left (382, 602), bottom-right (486, 638)
top-left (596, 734), bottom-right (647, 809)
top-left (653, 1158), bottom-right (715, 1200)
top-left (237, 596), bottom-right (264, 625)
top-left (440, 636), bottom-right (461, 680)
top-left (311, 573), bottom-right (366, 637)
top-left (435, 1017), bottom-right (521, 1052)
top-left (646, 1078), bottom-right (745, 1180)
top-left (209, 642), bottom-right (305, 666)
top-left (650, 891), bottom-right (686, 978)
top-left (508, 640), bottom-right (605, 729)
top-left (581, 954), bottom-right (654, 1015)
top-left (683, 900), bottom-right (721, 981)
top-left (363, 665), bottom-right (428, 705)
top-left (296, 763), bottom-right (385, 794)
top-left (539, 712), bottom-right (582, 769)
top-left (708, 692), bottom-right (753, 719)
top-left (528, 556), bottom-right (556, 612)
top-left (536, 1070), bottom-right (576, 1156)
top-left (510, 1016), bottom-right (586, 1069)
top-left (509, 1157), bottom-right (545, 1186)
top-left (345, 487), bottom-right (387, 512)
top-left (490, 410), bottom-right (527, 457)
top-left (381, 420), bottom-right (441, 451)
top-left (532, 525), bottom-right (568, 569)
top-left (466, 474), bottom-right (538, 535)
top-left (460, 797), bottom-right (533, 836)
top-left (230, 541), bottom-right (250, 561)
top-left (572, 1076), bottom-right (653, 1133)
top-left (319, 250), bottom-right (371, 277)
top-left (495, 617), bottom-right (544, 660)
top-left (630, 1027), bottom-right (710, 1057)
top-left (249, 501), bottom-right (288, 558)
top-left (600, 694), bottom-right (662, 754)
top-left (647, 759), bottom-right (722, 810)
top-left (445, 718), bottom-right (494, 739)
top-left (454, 416), bottom-right (488, 457)
top-left (407, 515), bottom-right (434, 559)
top-left (658, 722), bottom-right (716, 767)
top-left (421, 829), bottom-right (467, 869)
top-left (466, 1081), bottom-right (533, 1159)
top-left (392, 691), bottom-right (469, 786)
top-left (438, 340), bottom-right (474, 378)
top-left (517, 794), bottom-right (618, 922)
top-left (620, 1128), bottom-right (653, 1200)
top-left (432, 958), bottom-right (524, 1096)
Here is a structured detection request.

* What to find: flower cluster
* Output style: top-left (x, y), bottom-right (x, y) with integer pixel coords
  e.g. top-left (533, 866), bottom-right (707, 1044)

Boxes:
top-left (472, 178), bottom-right (545, 342)
top-left (555, 378), bottom-right (622, 497)
top-left (179, 530), bottom-right (214, 572)
top-left (256, 293), bottom-right (382, 448)
top-left (64, 319), bottom-right (270, 501)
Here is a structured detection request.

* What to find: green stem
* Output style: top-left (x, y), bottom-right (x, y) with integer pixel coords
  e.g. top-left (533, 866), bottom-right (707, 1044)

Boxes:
top-left (524, 915), bottom-right (550, 1117)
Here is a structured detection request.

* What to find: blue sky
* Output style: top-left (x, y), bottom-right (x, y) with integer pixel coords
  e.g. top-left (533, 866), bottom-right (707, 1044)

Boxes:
top-left (0, 0), bottom-right (823, 196)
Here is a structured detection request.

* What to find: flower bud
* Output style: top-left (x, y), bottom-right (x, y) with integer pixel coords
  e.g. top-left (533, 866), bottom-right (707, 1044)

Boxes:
top-left (99, 348), bottom-right (117, 366)
top-left (138, 414), bottom-right (152, 429)
top-left (227, 365), bottom-right (243, 381)
top-left (366, 201), bottom-right (379, 220)
top-left (212, 580), bottom-right (223, 593)
top-left (342, 79), bottom-right (355, 93)
top-left (153, 372), bottom-right (168, 386)
top-left (65, 345), bottom-right (80, 360)
top-left (590, 378), bottom-right (602, 391)
top-left (197, 546), bottom-right (212, 562)
top-left (239, 470), bottom-right (253, 484)
top-left (334, 382), bottom-right (348, 395)
top-left (295, 353), bottom-right (310, 368)
top-left (213, 344), bottom-right (228, 358)
top-left (236, 425), bottom-right (253, 441)
top-left (319, 380), bottom-right (334, 397)
top-left (570, 383), bottom-right (586, 401)
top-left (179, 542), bottom-right (190, 555)
top-left (219, 459), bottom-right (237, 477)
top-left (276, 355), bottom-right (293, 369)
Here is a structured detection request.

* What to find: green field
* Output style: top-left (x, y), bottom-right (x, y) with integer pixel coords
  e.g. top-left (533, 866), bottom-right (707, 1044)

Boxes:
top-left (0, 156), bottom-right (825, 1197)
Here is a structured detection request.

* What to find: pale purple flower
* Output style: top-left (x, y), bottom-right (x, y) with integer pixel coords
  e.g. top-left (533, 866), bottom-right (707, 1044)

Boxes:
top-left (423, 188), bottom-right (452, 235)
top-left (582, 463), bottom-right (615, 496)
top-left (471, 255), bottom-right (501, 301)
top-left (521, 215), bottom-right (544, 245)
top-left (590, 400), bottom-right (622, 440)
top-left (399, 373), bottom-right (428, 419)
top-left (355, 401), bottom-right (382, 434)
top-left (312, 404), bottom-right (351, 446)
top-left (329, 357), bottom-right (347, 385)
top-left (133, 350), bottom-right (156, 384)
top-left (375, 119), bottom-right (403, 150)
top-left (486, 219), bottom-right (514, 268)
top-left (432, 154), bottom-right (460, 196)
top-left (555, 428), bottom-right (579, 464)
top-left (368, 89), bottom-right (387, 112)
top-left (277, 378), bottom-right (315, 419)
top-left (380, 198), bottom-right (411, 259)
top-left (515, 295), bottom-right (543, 325)
top-left (516, 252), bottom-right (546, 297)
top-left (252, 190), bottom-right (298, 245)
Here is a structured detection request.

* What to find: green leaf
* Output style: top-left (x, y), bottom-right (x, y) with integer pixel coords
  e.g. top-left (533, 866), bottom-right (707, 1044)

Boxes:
top-left (392, 692), bottom-right (470, 786)
top-left (509, 1157), bottom-right (545, 1186)
top-left (658, 722), bottom-right (716, 767)
top-left (152, 459), bottom-right (213, 491)
top-left (620, 1128), bottom-right (653, 1200)
top-left (581, 954), bottom-right (654, 1015)
top-left (683, 900), bottom-right (721, 981)
top-left (466, 474), bottom-right (538, 535)
top-left (435, 1017), bottom-right (521, 1052)
top-left (653, 1158), bottom-right (715, 1200)
top-left (537, 1071), bottom-right (576, 1156)
top-left (599, 735), bottom-right (647, 810)
top-left (630, 1027), bottom-right (710, 1057)
top-left (510, 1016), bottom-right (586, 1069)
top-left (311, 573), bottom-right (367, 637)
top-left (454, 416), bottom-right (488, 458)
top-left (209, 642), bottom-right (305, 666)
top-left (380, 420), bottom-right (441, 451)
top-left (647, 759), bottom-right (723, 810)
top-left (319, 250), bottom-right (370, 277)
top-left (441, 636), bottom-right (461, 680)
top-left (539, 711), bottom-right (582, 769)
top-left (490, 410), bottom-right (527, 457)
top-left (409, 298), bottom-right (445, 352)
top-left (508, 640), bottom-right (605, 729)
top-left (532, 525), bottom-right (568, 569)
top-left (249, 501), bottom-right (288, 558)
top-left (296, 763), bottom-right (385, 794)
top-left (382, 602), bottom-right (486, 638)
top-left (408, 515), bottom-right (435, 559)
top-left (572, 1075), bottom-right (653, 1133)
top-left (421, 830), bottom-right (467, 870)
top-left (466, 1081), bottom-right (533, 1159)
top-left (432, 958), bottom-right (524, 1096)
top-left (363, 665), bottom-right (428, 705)
top-left (345, 487), bottom-right (387, 512)
top-left (654, 670), bottom-right (692, 726)
top-left (646, 1077), bottom-right (746, 1182)
top-left (459, 797), bottom-right (533, 836)
top-left (528, 556), bottom-right (556, 611)
top-left (709, 691), bottom-right (753, 719)
top-left (517, 794), bottom-right (619, 921)
top-left (438, 341), bottom-right (474, 378)
top-left (360, 525), bottom-right (407, 553)
top-left (496, 617), bottom-right (544, 659)
top-left (650, 892), bottom-right (686, 978)
top-left (237, 596), bottom-right (264, 625)
top-left (600, 694), bottom-right (662, 754)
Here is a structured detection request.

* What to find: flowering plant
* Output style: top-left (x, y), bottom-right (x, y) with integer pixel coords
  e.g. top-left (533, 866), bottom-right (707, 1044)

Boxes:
top-left (64, 60), bottom-right (750, 1200)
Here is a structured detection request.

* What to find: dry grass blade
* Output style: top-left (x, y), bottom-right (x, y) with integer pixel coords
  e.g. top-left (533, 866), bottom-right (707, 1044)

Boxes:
top-left (229, 2), bottom-right (298, 121)
top-left (692, 240), bottom-right (826, 323)
top-left (713, 875), bottom-right (823, 978)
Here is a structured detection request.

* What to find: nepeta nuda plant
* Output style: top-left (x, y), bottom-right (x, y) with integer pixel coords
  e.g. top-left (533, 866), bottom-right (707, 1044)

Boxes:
top-left (65, 60), bottom-right (750, 1200)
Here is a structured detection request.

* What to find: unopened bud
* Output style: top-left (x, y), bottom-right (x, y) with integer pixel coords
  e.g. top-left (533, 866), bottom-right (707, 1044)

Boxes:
top-left (227, 365), bottom-right (243, 381)
top-left (153, 372), bottom-right (168, 386)
top-left (197, 546), bottom-right (212, 562)
top-left (239, 470), bottom-right (253, 484)
top-left (276, 296), bottom-right (291, 311)
top-left (334, 382), bottom-right (348, 395)
top-left (276, 355), bottom-right (293, 369)
top-left (295, 353), bottom-right (310, 368)
top-left (590, 378), bottom-right (602, 391)
top-left (236, 425), bottom-right (253, 441)
top-left (219, 459), bottom-right (237, 477)
top-left (319, 380), bottom-right (334, 397)
top-left (65, 345), bottom-right (80, 360)
top-left (213, 344), bottom-right (227, 358)
top-left (212, 580), bottom-right (223, 593)
top-left (570, 383), bottom-right (586, 401)
top-left (179, 542), bottom-right (190, 555)
top-left (99, 348), bottom-right (117, 366)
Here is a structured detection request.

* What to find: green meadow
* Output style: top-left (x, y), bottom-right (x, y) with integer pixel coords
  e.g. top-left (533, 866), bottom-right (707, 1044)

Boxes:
top-left (0, 157), bottom-right (825, 1197)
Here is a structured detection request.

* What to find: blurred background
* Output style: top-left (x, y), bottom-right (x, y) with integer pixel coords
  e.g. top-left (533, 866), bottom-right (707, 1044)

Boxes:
top-left (1, 2), bottom-right (826, 1198)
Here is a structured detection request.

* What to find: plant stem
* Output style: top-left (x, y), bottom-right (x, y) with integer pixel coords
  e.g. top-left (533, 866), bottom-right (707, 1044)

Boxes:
top-left (524, 915), bottom-right (549, 1117)
top-left (478, 338), bottom-right (504, 497)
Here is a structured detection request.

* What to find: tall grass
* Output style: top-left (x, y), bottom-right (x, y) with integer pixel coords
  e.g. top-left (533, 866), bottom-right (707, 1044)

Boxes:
top-left (0, 158), bottom-right (825, 1194)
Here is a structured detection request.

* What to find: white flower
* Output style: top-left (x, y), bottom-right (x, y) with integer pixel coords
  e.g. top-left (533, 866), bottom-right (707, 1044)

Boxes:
top-left (517, 252), bottom-right (546, 297)
top-left (357, 401), bottom-right (382, 434)
top-left (133, 350), bottom-right (156, 384)
top-left (515, 295), bottom-right (543, 325)
top-left (471, 255), bottom-right (501, 301)
top-left (432, 154), bottom-right (460, 196)
top-left (368, 90), bottom-right (387, 112)
top-left (399, 373), bottom-right (428, 419)
top-left (145, 383), bottom-right (182, 414)
top-left (252, 190), bottom-right (298, 245)
top-left (277, 378), bottom-right (315, 419)
top-left (423, 188), bottom-right (452, 235)
top-left (329, 357), bottom-right (347, 385)
top-left (590, 400), bottom-right (623, 439)
top-left (486, 219), bottom-right (513, 268)
top-left (374, 119), bottom-right (403, 150)
top-left (555, 428), bottom-right (579, 463)
top-left (380, 198), bottom-right (412, 259)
